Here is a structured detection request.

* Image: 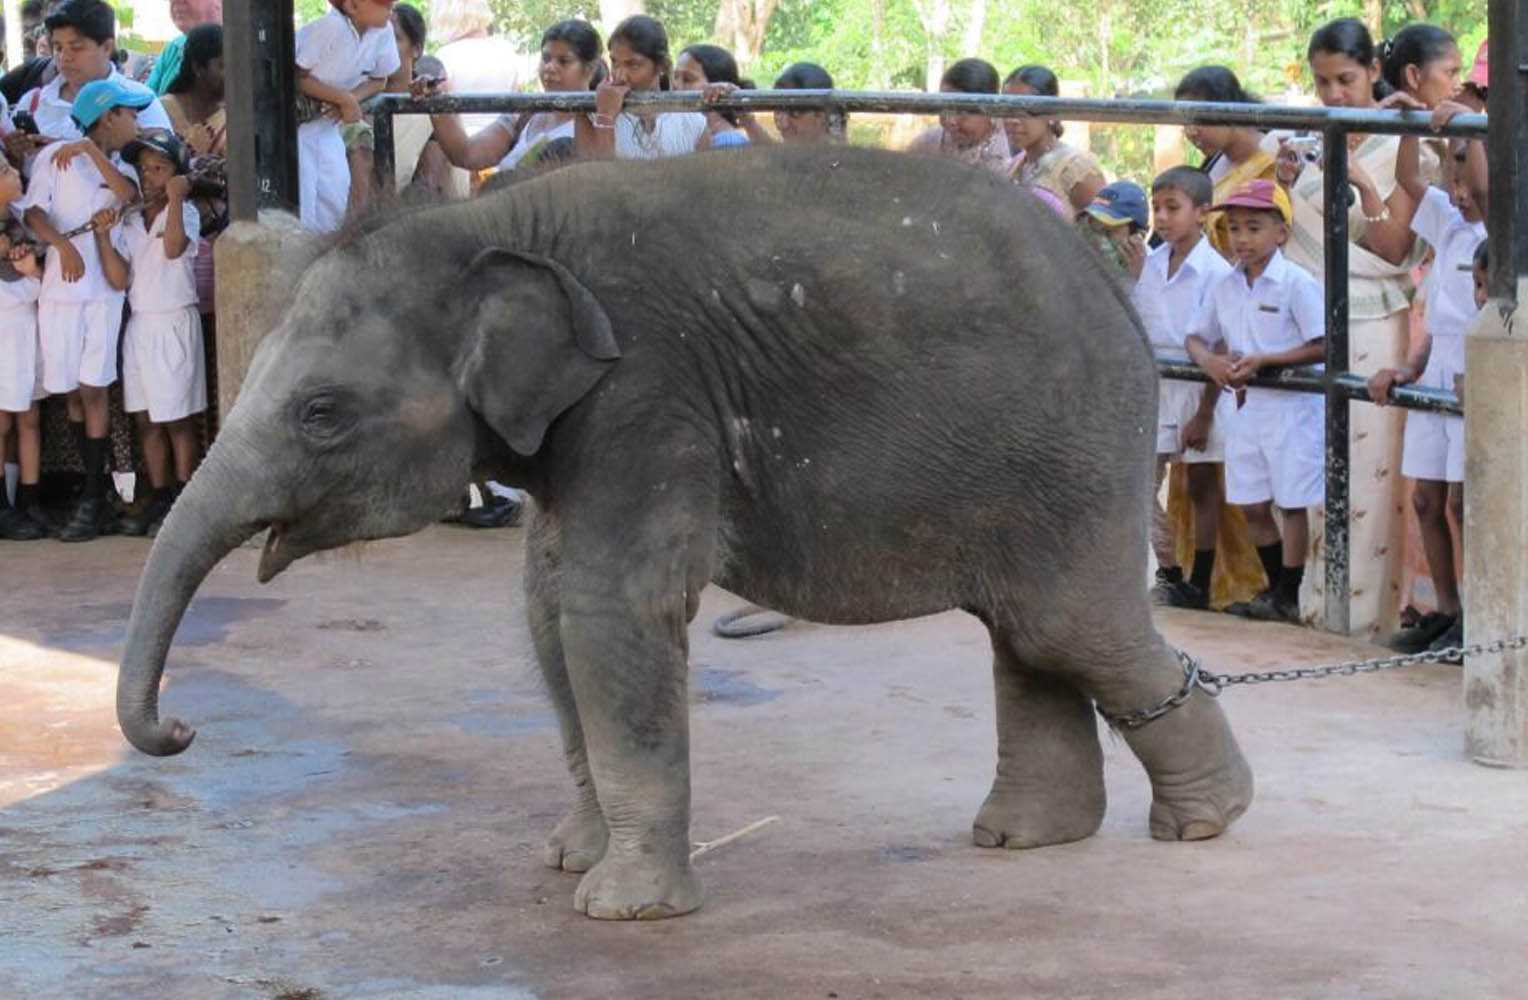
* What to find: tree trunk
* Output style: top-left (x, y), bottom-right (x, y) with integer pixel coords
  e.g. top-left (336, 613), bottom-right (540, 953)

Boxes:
top-left (962, 0), bottom-right (988, 58)
top-left (1404, 0), bottom-right (1428, 20)
top-left (870, 0), bottom-right (888, 89)
top-left (1363, 0), bottom-right (1383, 35)
top-left (713, 0), bottom-right (780, 68)
top-left (913, 0), bottom-right (951, 91)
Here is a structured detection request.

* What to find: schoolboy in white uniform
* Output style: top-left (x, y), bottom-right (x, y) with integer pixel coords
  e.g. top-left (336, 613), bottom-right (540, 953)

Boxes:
top-left (0, 164), bottom-right (47, 541)
top-left (1370, 122), bottom-right (1488, 655)
top-left (1187, 179), bottom-right (1325, 625)
top-left (9, 0), bottom-right (172, 163)
top-left (295, 0), bottom-right (400, 232)
top-left (21, 76), bottom-right (143, 541)
top-left (1132, 165), bottom-right (1233, 610)
top-left (102, 131), bottom-right (206, 538)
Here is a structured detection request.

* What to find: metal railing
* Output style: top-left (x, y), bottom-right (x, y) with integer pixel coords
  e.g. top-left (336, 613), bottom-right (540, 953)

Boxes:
top-left (374, 90), bottom-right (1489, 634)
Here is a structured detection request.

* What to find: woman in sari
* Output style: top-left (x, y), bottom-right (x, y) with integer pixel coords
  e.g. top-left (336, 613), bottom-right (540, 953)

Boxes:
top-left (907, 58), bottom-right (1010, 175)
top-left (1001, 64), bottom-right (1105, 212)
top-left (1281, 18), bottom-right (1443, 637)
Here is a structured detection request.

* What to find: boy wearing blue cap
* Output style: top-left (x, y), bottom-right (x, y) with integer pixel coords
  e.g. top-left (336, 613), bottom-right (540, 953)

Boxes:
top-left (20, 76), bottom-right (144, 541)
top-left (1076, 180), bottom-right (1150, 277)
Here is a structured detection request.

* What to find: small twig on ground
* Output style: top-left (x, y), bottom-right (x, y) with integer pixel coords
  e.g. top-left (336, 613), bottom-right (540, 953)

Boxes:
top-left (690, 815), bottom-right (780, 860)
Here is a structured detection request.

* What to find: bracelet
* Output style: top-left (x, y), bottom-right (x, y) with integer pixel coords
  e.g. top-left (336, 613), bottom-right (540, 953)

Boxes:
top-left (1362, 203), bottom-right (1391, 224)
top-left (591, 112), bottom-right (617, 130)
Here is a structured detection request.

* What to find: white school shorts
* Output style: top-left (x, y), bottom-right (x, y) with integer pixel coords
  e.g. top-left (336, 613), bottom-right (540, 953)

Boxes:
top-left (1400, 351), bottom-right (1464, 484)
top-left (39, 298), bottom-right (124, 394)
top-left (298, 119), bottom-right (350, 234)
top-left (1157, 379), bottom-right (1226, 462)
top-left (0, 308), bottom-right (43, 412)
top-left (1225, 395), bottom-right (1326, 508)
top-left (123, 306), bottom-right (207, 423)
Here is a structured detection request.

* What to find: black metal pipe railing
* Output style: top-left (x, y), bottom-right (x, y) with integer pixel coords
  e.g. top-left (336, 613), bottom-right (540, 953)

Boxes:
top-left (373, 89), bottom-right (1476, 634)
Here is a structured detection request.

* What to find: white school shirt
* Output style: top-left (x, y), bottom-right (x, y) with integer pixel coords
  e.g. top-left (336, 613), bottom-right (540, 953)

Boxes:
top-left (614, 112), bottom-right (706, 160)
top-left (116, 200), bottom-right (200, 314)
top-left (17, 69), bottom-right (172, 142)
top-left (1132, 235), bottom-right (1233, 352)
top-left (1188, 248), bottom-right (1325, 410)
top-left (0, 271), bottom-right (41, 312)
top-left (1410, 186), bottom-right (1485, 380)
top-left (296, 10), bottom-right (400, 92)
top-left (20, 148), bottom-right (136, 303)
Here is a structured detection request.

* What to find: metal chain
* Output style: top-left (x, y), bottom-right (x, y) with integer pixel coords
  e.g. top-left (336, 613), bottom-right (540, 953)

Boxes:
top-left (1097, 635), bottom-right (1528, 731)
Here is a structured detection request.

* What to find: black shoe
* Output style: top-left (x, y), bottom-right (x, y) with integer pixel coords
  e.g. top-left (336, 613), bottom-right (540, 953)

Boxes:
top-left (1427, 616), bottom-right (1465, 664)
top-left (120, 490), bottom-right (176, 537)
top-left (57, 497), bottom-right (107, 542)
top-left (0, 507), bottom-right (45, 541)
top-left (1150, 566), bottom-right (1184, 605)
top-left (459, 495), bottom-right (523, 529)
top-left (1164, 580), bottom-right (1210, 611)
top-left (1384, 611), bottom-right (1456, 654)
top-left (1242, 588), bottom-right (1301, 624)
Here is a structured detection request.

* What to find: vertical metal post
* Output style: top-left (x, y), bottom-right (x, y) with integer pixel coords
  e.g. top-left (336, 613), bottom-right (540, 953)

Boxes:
top-left (1322, 127), bottom-right (1351, 635)
top-left (373, 100), bottom-right (396, 196)
top-left (1487, 0), bottom-right (1527, 303)
top-left (225, 0), bottom-right (298, 221)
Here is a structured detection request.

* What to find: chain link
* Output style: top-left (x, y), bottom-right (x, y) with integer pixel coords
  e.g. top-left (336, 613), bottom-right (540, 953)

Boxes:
top-left (1097, 635), bottom-right (1528, 731)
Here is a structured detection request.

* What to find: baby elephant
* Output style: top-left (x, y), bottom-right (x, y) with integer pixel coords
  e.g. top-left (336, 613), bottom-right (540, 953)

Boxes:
top-left (116, 145), bottom-right (1253, 919)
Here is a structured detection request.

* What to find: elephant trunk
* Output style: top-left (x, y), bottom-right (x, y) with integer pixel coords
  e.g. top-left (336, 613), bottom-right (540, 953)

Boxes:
top-left (116, 439), bottom-right (263, 756)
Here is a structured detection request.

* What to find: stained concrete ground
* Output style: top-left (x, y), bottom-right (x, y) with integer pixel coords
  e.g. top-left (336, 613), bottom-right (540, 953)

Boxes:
top-left (2, 524), bottom-right (1525, 1000)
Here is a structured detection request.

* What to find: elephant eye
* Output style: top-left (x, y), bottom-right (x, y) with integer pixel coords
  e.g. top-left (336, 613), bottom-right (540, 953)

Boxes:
top-left (298, 393), bottom-right (350, 440)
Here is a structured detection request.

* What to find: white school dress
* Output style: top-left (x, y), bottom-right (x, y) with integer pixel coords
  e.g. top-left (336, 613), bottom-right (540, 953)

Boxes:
top-left (16, 70), bottom-right (172, 170)
top-left (1402, 187), bottom-right (1484, 485)
top-left (118, 201), bottom-right (206, 422)
top-left (613, 112), bottom-right (706, 160)
top-left (1132, 236), bottom-right (1233, 460)
top-left (20, 149), bottom-right (135, 393)
top-left (295, 10), bottom-right (400, 232)
top-left (494, 114), bottom-right (575, 172)
top-left (1188, 248), bottom-right (1326, 509)
top-left (0, 268), bottom-right (42, 413)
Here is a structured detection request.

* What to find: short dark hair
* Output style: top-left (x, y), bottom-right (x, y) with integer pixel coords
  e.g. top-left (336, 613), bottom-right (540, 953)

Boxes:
top-left (775, 61), bottom-right (832, 89)
top-left (1152, 165), bottom-right (1214, 206)
top-left (942, 57), bottom-right (999, 95)
top-left (167, 22), bottom-right (221, 94)
top-left (393, 3), bottom-right (427, 53)
top-left (1381, 23), bottom-right (1457, 92)
top-left (1004, 64), bottom-right (1063, 136)
top-left (609, 14), bottom-right (672, 90)
top-left (1174, 65), bottom-right (1258, 104)
top-left (1474, 239), bottom-right (1489, 271)
top-left (44, 0), bottom-right (113, 45)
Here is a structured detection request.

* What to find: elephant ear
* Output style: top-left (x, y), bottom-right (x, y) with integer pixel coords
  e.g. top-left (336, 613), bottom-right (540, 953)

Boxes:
top-left (456, 247), bottom-right (621, 456)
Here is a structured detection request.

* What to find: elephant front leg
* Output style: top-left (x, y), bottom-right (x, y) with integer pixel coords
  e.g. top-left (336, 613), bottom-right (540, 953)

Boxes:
top-left (526, 514), bottom-right (608, 873)
top-left (558, 593), bottom-right (702, 920)
top-left (974, 632), bottom-right (1106, 849)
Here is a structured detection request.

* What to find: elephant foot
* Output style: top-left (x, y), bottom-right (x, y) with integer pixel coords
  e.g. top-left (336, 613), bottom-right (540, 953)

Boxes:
top-left (542, 799), bottom-right (609, 873)
top-left (972, 779), bottom-right (1105, 849)
top-left (572, 852), bottom-right (703, 920)
top-left (1145, 748), bottom-right (1254, 842)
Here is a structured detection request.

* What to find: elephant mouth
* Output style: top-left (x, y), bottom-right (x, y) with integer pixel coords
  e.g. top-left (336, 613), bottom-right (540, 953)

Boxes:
top-left (257, 522), bottom-right (297, 584)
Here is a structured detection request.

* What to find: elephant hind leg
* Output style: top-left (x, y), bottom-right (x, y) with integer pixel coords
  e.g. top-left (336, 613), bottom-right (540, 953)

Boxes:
top-left (973, 627), bottom-right (1106, 849)
top-left (527, 512), bottom-right (608, 873)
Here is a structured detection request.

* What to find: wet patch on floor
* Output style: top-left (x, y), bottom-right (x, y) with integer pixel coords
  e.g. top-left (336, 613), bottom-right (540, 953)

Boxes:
top-left (692, 667), bottom-right (780, 707)
top-left (41, 596), bottom-right (288, 650)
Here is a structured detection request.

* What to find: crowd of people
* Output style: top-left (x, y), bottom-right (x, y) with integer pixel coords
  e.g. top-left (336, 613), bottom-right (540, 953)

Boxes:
top-left (0, 0), bottom-right (1495, 653)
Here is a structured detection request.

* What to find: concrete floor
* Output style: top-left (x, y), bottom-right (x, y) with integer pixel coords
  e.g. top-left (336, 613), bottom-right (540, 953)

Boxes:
top-left (2, 525), bottom-right (1525, 1000)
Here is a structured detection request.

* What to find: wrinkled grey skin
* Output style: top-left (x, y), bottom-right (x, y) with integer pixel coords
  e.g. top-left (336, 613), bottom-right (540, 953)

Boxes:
top-left (117, 145), bottom-right (1252, 920)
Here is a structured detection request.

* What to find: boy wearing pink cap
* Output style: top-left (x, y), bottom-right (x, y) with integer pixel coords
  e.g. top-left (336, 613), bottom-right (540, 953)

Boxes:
top-left (1186, 178), bottom-right (1326, 624)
